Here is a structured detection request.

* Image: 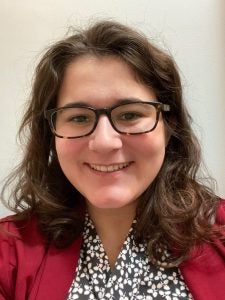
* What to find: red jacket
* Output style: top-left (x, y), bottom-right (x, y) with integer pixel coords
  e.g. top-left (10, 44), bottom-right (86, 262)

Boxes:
top-left (0, 202), bottom-right (225, 300)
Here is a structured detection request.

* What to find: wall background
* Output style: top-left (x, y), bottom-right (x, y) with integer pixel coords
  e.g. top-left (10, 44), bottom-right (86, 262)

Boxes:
top-left (1, 0), bottom-right (225, 217)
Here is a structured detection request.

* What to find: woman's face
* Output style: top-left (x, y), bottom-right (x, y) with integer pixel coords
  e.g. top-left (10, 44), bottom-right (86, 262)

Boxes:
top-left (55, 56), bottom-right (167, 212)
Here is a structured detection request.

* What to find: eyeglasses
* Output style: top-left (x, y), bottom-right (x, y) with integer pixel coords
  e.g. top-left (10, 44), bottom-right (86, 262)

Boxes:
top-left (44, 101), bottom-right (170, 139)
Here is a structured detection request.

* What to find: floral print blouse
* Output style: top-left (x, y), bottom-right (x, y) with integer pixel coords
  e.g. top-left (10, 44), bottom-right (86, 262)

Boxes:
top-left (67, 215), bottom-right (192, 300)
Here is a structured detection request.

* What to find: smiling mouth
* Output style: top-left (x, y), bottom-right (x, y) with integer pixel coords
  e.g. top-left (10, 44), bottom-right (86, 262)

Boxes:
top-left (88, 162), bottom-right (132, 173)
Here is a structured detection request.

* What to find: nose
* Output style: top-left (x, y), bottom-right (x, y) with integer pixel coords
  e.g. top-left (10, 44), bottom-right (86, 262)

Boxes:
top-left (88, 115), bottom-right (123, 153)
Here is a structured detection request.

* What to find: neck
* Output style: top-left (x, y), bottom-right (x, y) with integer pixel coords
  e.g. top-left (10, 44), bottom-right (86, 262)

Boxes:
top-left (86, 202), bottom-right (137, 267)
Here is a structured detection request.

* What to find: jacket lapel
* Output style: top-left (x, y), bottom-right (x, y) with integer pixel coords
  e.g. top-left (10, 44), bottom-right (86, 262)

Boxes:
top-left (29, 237), bottom-right (82, 300)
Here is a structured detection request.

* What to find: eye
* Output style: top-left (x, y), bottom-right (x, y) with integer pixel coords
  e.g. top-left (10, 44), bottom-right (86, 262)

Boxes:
top-left (119, 111), bottom-right (143, 121)
top-left (68, 114), bottom-right (91, 123)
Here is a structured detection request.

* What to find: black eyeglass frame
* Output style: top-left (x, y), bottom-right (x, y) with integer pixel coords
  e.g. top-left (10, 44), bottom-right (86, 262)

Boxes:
top-left (44, 101), bottom-right (171, 139)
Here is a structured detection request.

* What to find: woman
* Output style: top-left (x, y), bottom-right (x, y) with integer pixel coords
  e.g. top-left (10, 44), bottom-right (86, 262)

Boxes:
top-left (0, 20), bottom-right (224, 300)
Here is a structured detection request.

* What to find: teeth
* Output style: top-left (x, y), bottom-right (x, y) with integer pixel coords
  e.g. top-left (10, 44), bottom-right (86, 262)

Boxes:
top-left (89, 162), bottom-right (130, 172)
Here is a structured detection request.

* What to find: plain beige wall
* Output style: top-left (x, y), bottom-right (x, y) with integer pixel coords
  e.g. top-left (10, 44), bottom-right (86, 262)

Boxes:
top-left (1, 0), bottom-right (225, 217)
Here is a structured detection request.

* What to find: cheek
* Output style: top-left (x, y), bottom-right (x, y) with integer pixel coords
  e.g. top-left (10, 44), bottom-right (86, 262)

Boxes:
top-left (55, 139), bottom-right (85, 165)
top-left (139, 138), bottom-right (166, 173)
top-left (129, 126), bottom-right (167, 176)
top-left (131, 125), bottom-right (166, 158)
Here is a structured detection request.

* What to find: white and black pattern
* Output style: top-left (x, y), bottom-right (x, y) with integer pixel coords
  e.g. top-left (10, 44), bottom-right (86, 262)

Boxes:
top-left (67, 215), bottom-right (193, 300)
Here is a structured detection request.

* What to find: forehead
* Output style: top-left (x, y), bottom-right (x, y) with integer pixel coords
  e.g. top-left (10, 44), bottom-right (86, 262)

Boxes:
top-left (57, 55), bottom-right (156, 107)
top-left (62, 55), bottom-right (137, 85)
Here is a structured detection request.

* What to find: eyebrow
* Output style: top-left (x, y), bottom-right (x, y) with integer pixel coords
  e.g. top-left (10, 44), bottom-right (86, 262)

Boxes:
top-left (60, 97), bottom-right (152, 109)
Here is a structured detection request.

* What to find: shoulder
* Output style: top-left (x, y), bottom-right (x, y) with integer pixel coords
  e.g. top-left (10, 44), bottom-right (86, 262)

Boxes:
top-left (0, 215), bottom-right (47, 299)
top-left (179, 200), bottom-right (225, 299)
top-left (1, 214), bottom-right (41, 236)
top-left (0, 215), bottom-right (82, 299)
top-left (0, 215), bottom-right (46, 250)
top-left (0, 214), bottom-right (47, 261)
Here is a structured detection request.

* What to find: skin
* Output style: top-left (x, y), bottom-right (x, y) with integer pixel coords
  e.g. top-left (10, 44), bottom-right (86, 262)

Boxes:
top-left (55, 55), bottom-right (167, 265)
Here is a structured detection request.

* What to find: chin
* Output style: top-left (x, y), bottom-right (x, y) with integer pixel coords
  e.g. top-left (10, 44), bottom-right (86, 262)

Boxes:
top-left (89, 201), bottom-right (125, 209)
top-left (86, 195), bottom-right (138, 210)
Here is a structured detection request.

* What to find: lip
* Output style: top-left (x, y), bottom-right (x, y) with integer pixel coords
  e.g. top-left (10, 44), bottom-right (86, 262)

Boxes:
top-left (85, 161), bottom-right (133, 174)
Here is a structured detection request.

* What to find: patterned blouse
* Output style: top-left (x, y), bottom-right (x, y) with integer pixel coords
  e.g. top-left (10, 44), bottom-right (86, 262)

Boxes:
top-left (67, 215), bottom-right (193, 300)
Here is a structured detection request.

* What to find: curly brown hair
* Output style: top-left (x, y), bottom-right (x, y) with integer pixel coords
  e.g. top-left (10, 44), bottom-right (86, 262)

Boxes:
top-left (1, 20), bottom-right (221, 266)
